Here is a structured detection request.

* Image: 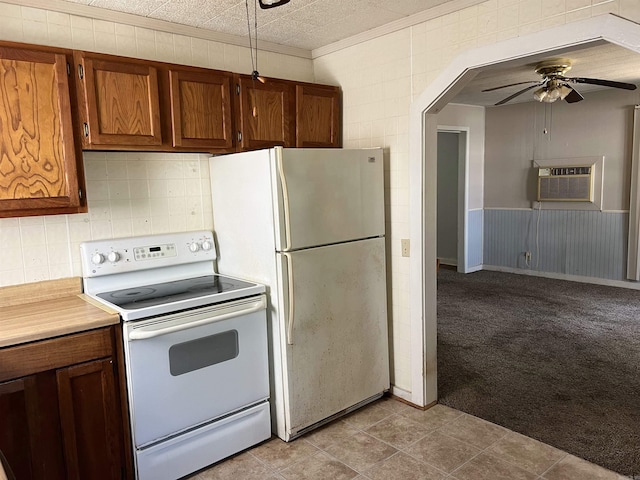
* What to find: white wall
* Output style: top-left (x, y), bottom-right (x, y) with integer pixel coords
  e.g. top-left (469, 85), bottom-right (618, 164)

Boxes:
top-left (483, 87), bottom-right (637, 281)
top-left (314, 0), bottom-right (640, 392)
top-left (437, 104), bottom-right (485, 210)
top-left (484, 88), bottom-right (637, 211)
top-left (0, 1), bottom-right (314, 286)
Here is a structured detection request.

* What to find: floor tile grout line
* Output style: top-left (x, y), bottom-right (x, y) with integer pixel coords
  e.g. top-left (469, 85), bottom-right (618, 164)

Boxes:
top-left (262, 409), bottom-right (567, 479)
top-left (537, 450), bottom-right (570, 478)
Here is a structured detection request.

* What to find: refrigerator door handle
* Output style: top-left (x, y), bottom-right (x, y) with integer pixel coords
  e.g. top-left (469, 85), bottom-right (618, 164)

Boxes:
top-left (277, 152), bottom-right (292, 252)
top-left (282, 252), bottom-right (295, 345)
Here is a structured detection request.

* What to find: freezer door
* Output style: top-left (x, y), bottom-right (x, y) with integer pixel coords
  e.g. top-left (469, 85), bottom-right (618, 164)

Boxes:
top-left (273, 148), bottom-right (384, 251)
top-left (276, 237), bottom-right (390, 438)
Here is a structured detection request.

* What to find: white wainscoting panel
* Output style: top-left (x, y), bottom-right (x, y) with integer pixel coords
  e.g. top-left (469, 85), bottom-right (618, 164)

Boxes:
top-left (484, 209), bottom-right (628, 281)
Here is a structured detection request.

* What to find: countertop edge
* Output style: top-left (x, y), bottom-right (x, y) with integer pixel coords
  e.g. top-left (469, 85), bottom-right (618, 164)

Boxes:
top-left (0, 294), bottom-right (120, 349)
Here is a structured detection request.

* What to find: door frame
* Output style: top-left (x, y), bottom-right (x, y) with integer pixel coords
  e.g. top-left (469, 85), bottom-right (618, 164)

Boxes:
top-left (437, 127), bottom-right (470, 273)
top-left (408, 14), bottom-right (640, 407)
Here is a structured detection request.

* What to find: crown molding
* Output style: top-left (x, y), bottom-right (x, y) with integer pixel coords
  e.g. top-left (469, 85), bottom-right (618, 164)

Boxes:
top-left (3, 0), bottom-right (313, 59)
top-left (311, 0), bottom-right (485, 59)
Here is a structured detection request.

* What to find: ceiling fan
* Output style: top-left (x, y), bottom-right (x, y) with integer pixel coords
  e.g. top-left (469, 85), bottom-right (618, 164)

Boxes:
top-left (483, 59), bottom-right (637, 106)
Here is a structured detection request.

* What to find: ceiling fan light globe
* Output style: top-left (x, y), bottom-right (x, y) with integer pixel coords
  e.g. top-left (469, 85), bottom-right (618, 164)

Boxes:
top-left (544, 87), bottom-right (561, 102)
top-left (533, 87), bottom-right (548, 102)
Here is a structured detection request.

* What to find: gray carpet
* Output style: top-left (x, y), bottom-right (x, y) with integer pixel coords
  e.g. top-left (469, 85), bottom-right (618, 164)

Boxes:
top-left (437, 268), bottom-right (640, 477)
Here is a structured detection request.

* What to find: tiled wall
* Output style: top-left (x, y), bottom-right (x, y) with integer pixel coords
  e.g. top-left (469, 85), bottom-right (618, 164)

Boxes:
top-left (0, 2), bottom-right (313, 79)
top-left (0, 1), bottom-right (314, 286)
top-left (313, 0), bottom-right (640, 390)
top-left (1, 153), bottom-right (212, 286)
top-left (2, 0), bottom-right (640, 393)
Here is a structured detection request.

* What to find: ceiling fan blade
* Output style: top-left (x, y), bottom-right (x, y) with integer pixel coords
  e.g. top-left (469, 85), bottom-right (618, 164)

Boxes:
top-left (567, 77), bottom-right (637, 90)
top-left (482, 81), bottom-right (540, 92)
top-left (564, 86), bottom-right (584, 103)
top-left (495, 84), bottom-right (542, 106)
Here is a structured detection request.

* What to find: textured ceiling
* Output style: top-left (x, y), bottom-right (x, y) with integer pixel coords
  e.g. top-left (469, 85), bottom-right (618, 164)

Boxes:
top-left (57, 0), bottom-right (640, 104)
top-left (59, 0), bottom-right (454, 51)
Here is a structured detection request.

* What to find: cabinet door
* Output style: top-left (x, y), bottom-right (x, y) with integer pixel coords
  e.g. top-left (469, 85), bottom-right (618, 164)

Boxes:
top-left (0, 46), bottom-right (82, 216)
top-left (57, 359), bottom-right (124, 480)
top-left (296, 84), bottom-right (341, 148)
top-left (169, 69), bottom-right (233, 149)
top-left (236, 76), bottom-right (295, 150)
top-left (77, 53), bottom-right (162, 146)
top-left (0, 374), bottom-right (66, 480)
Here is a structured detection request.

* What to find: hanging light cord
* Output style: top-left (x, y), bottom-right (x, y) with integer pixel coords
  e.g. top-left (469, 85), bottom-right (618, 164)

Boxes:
top-left (245, 0), bottom-right (256, 75)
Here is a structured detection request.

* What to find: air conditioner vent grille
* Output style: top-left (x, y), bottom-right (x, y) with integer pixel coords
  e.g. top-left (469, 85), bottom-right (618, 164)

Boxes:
top-left (537, 165), bottom-right (594, 202)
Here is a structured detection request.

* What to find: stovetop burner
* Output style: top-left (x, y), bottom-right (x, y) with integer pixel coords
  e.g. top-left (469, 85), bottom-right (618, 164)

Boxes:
top-left (97, 275), bottom-right (255, 311)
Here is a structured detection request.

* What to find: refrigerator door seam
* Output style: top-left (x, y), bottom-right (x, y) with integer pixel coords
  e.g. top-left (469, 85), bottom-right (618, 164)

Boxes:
top-left (282, 251), bottom-right (295, 345)
top-left (277, 151), bottom-right (292, 252)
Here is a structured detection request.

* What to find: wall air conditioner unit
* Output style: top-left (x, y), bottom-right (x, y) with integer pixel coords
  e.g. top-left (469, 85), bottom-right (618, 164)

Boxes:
top-left (537, 165), bottom-right (594, 202)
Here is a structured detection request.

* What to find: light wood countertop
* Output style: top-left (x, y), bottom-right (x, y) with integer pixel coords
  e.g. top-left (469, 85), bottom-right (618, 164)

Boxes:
top-left (0, 278), bottom-right (120, 349)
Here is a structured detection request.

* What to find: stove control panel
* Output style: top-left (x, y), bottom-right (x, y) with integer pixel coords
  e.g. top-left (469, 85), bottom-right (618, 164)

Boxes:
top-left (134, 243), bottom-right (177, 261)
top-left (80, 230), bottom-right (216, 278)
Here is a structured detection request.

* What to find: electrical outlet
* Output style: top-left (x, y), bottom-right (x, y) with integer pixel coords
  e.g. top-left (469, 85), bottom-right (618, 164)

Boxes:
top-left (525, 251), bottom-right (532, 262)
top-left (401, 239), bottom-right (410, 257)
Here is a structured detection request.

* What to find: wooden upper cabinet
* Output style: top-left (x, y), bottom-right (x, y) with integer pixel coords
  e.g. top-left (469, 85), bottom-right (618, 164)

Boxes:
top-left (235, 75), bottom-right (295, 150)
top-left (75, 52), bottom-right (162, 147)
top-left (169, 69), bottom-right (233, 150)
top-left (0, 44), bottom-right (84, 217)
top-left (296, 84), bottom-right (341, 148)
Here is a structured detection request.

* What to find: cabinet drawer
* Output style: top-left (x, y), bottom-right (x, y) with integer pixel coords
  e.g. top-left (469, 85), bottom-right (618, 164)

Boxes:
top-left (0, 328), bottom-right (114, 382)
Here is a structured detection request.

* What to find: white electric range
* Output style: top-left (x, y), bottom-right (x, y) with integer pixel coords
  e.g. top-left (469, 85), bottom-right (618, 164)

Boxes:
top-left (80, 231), bottom-right (270, 480)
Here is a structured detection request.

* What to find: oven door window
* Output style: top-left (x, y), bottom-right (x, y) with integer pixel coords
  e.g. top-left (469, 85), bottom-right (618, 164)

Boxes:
top-left (169, 330), bottom-right (239, 376)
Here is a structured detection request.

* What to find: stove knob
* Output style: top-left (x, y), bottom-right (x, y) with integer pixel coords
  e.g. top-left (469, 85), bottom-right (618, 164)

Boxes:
top-left (201, 240), bottom-right (213, 251)
top-left (91, 253), bottom-right (105, 265)
top-left (189, 242), bottom-right (200, 253)
top-left (107, 251), bottom-right (120, 263)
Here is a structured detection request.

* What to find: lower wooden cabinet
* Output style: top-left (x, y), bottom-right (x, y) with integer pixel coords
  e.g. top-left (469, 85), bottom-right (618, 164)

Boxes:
top-left (0, 327), bottom-right (131, 480)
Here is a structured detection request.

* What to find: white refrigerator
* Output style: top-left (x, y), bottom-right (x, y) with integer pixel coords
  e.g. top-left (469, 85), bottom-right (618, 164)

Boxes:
top-left (209, 147), bottom-right (389, 441)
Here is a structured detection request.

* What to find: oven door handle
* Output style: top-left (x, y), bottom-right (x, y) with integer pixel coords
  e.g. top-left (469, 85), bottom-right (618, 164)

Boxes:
top-left (127, 298), bottom-right (266, 340)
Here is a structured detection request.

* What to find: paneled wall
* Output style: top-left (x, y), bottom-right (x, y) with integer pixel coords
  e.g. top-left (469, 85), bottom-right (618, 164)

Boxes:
top-left (468, 209), bottom-right (484, 269)
top-left (484, 209), bottom-right (628, 280)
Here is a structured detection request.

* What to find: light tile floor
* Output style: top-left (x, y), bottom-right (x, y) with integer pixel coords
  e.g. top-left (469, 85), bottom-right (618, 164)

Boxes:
top-left (188, 397), bottom-right (629, 480)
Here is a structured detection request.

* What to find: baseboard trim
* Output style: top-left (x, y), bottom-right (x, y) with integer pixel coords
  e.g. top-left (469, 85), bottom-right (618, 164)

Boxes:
top-left (388, 387), bottom-right (436, 411)
top-left (464, 265), bottom-right (483, 273)
top-left (482, 265), bottom-right (640, 290)
top-left (438, 257), bottom-right (457, 266)
top-left (390, 385), bottom-right (412, 403)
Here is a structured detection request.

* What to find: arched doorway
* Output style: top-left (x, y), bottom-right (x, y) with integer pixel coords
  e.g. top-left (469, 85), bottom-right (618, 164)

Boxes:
top-left (408, 14), bottom-right (640, 406)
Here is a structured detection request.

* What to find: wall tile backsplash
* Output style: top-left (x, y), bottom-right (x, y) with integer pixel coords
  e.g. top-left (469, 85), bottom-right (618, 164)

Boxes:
top-left (0, 152), bottom-right (213, 286)
top-left (0, 0), bottom-right (314, 287)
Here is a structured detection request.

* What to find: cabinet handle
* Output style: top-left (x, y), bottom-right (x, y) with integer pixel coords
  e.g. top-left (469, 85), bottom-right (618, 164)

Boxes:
top-left (83, 123), bottom-right (89, 137)
top-left (236, 84), bottom-right (240, 95)
top-left (78, 63), bottom-right (84, 79)
top-left (237, 131), bottom-right (242, 143)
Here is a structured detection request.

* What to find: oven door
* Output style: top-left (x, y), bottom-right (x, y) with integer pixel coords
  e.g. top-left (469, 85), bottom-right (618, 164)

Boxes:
top-left (122, 294), bottom-right (269, 448)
